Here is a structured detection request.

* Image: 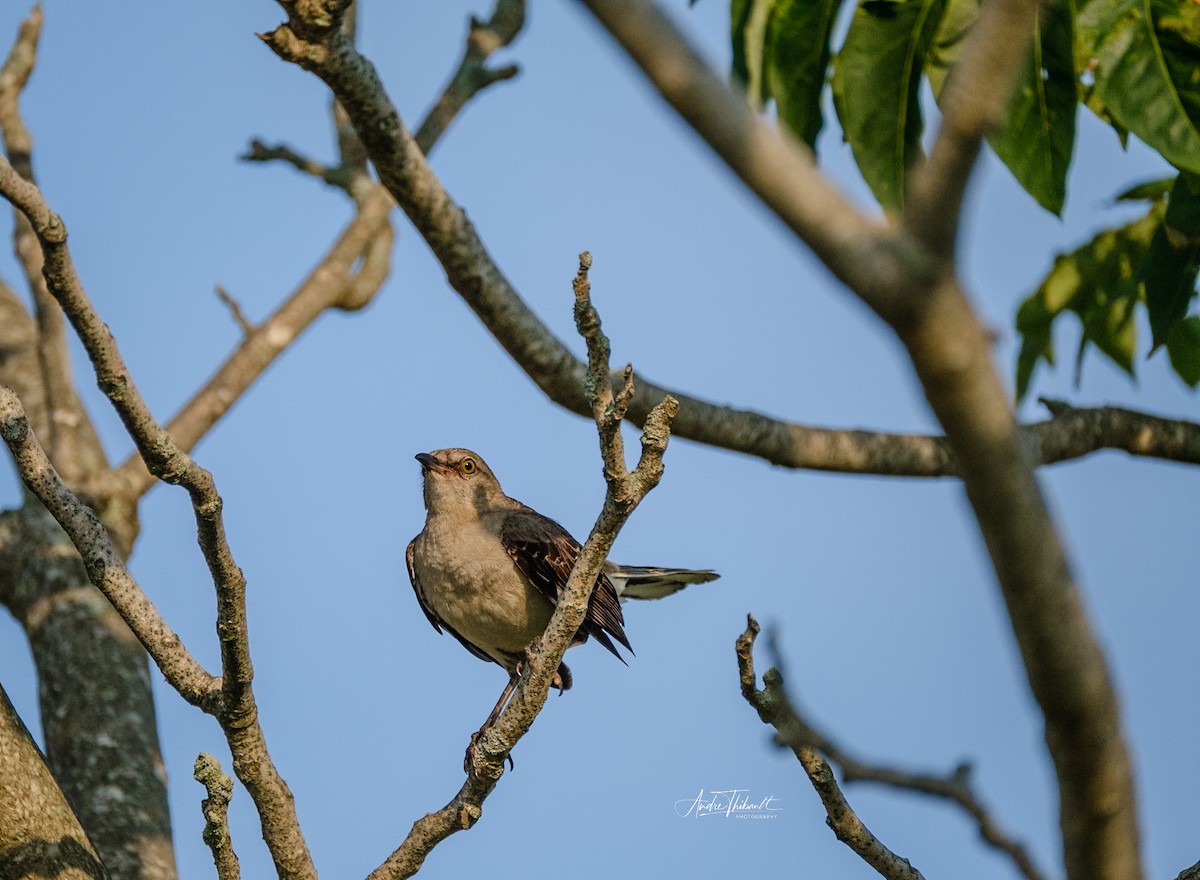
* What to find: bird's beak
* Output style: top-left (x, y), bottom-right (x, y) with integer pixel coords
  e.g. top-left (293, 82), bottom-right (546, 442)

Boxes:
top-left (415, 452), bottom-right (448, 474)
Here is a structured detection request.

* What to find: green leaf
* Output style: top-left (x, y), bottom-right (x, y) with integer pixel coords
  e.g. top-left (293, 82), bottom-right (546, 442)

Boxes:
top-left (926, 0), bottom-right (1077, 214)
top-left (1113, 176), bottom-right (1177, 201)
top-left (832, 0), bottom-right (948, 210)
top-left (1078, 0), bottom-right (1200, 173)
top-left (764, 0), bottom-right (845, 149)
top-left (732, 0), bottom-right (775, 109)
top-left (1015, 296), bottom-right (1056, 399)
top-left (985, 0), bottom-right (1077, 214)
top-left (1166, 314), bottom-right (1200, 385)
top-left (1141, 175), bottom-right (1200, 346)
top-left (923, 0), bottom-right (977, 96)
top-left (1015, 204), bottom-right (1165, 399)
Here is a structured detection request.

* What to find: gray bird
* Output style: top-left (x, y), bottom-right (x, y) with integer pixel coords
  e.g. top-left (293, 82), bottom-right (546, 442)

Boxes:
top-left (407, 447), bottom-right (719, 729)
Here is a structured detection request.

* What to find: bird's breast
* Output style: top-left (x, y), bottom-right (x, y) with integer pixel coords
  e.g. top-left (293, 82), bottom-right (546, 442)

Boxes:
top-left (416, 519), bottom-right (553, 656)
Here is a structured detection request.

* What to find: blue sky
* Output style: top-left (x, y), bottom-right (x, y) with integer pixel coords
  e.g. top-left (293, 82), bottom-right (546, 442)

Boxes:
top-left (1, 2), bottom-right (1196, 878)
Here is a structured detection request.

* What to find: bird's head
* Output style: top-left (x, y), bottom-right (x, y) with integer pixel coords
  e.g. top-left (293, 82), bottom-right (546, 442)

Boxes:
top-left (415, 448), bottom-right (505, 519)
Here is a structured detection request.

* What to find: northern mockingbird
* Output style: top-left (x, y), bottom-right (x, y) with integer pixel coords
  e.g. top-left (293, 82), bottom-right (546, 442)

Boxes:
top-left (407, 447), bottom-right (718, 729)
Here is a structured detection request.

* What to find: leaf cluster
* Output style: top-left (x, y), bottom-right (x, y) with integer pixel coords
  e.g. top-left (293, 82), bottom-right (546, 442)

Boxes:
top-left (725, 0), bottom-right (1200, 392)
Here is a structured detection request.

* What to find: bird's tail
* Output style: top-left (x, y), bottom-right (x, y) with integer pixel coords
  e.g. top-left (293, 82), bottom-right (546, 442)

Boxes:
top-left (611, 566), bottom-right (720, 601)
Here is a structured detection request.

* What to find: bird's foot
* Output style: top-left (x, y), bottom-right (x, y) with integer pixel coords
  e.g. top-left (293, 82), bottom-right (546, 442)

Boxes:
top-left (520, 644), bottom-right (567, 695)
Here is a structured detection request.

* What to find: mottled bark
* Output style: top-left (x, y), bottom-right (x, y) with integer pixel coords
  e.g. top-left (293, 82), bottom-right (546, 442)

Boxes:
top-left (0, 678), bottom-right (108, 880)
top-left (0, 505), bottom-right (173, 880)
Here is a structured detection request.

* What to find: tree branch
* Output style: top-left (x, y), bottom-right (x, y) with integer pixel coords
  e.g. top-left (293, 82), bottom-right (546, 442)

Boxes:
top-left (367, 254), bottom-right (677, 879)
top-left (0, 387), bottom-right (218, 705)
top-left (0, 4), bottom-right (106, 485)
top-left (0, 158), bottom-right (317, 880)
top-left (737, 616), bottom-right (924, 880)
top-left (256, 0), bottom-right (1197, 483)
top-left (412, 0), bottom-right (525, 152)
top-left (241, 138), bottom-right (357, 191)
top-left (569, 3), bottom-right (1145, 879)
top-left (108, 185), bottom-right (394, 499)
top-left (746, 622), bottom-right (1046, 880)
top-left (194, 754), bottom-right (240, 880)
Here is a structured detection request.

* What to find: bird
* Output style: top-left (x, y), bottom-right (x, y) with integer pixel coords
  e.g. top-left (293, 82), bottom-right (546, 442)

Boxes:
top-left (406, 447), bottom-right (719, 732)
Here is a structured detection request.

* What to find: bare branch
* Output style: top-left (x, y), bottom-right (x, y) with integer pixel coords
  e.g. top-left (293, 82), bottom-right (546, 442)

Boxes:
top-left (571, 0), bottom-right (930, 324)
top-left (241, 137), bottom-right (358, 191)
top-left (367, 255), bottom-right (677, 879)
top-left (750, 627), bottom-right (1047, 880)
top-left (0, 157), bottom-right (317, 880)
top-left (0, 386), bottom-right (218, 708)
top-left (213, 285), bottom-right (255, 336)
top-left (413, 0), bottom-right (525, 153)
top-left (0, 4), bottom-right (106, 484)
top-left (0, 4), bottom-right (38, 183)
top-left (108, 186), bottom-right (393, 498)
top-left (737, 616), bottom-right (924, 880)
top-left (194, 754), bottom-right (240, 880)
top-left (566, 3), bottom-right (1145, 878)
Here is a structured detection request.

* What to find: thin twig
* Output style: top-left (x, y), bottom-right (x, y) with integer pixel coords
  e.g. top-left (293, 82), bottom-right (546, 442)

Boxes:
top-left (214, 285), bottom-right (255, 336)
top-left (756, 631), bottom-right (1047, 880)
top-left (413, 0), bottom-right (525, 153)
top-left (737, 615), bottom-right (924, 880)
top-left (194, 753), bottom-right (240, 880)
top-left (241, 138), bottom-right (356, 191)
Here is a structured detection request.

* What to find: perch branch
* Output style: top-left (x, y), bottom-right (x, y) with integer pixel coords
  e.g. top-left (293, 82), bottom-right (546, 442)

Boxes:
top-left (366, 253), bottom-right (676, 879)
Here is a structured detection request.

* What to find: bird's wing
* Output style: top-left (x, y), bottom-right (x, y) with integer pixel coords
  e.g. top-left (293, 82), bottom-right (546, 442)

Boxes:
top-left (498, 507), bottom-right (632, 659)
top-left (406, 536), bottom-right (496, 665)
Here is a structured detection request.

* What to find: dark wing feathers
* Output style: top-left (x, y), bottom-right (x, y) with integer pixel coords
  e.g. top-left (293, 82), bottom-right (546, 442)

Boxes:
top-left (499, 507), bottom-right (632, 659)
top-left (406, 538), bottom-right (496, 666)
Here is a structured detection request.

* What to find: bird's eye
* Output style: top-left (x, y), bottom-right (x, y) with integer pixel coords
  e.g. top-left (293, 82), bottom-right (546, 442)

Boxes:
top-left (460, 458), bottom-right (477, 474)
